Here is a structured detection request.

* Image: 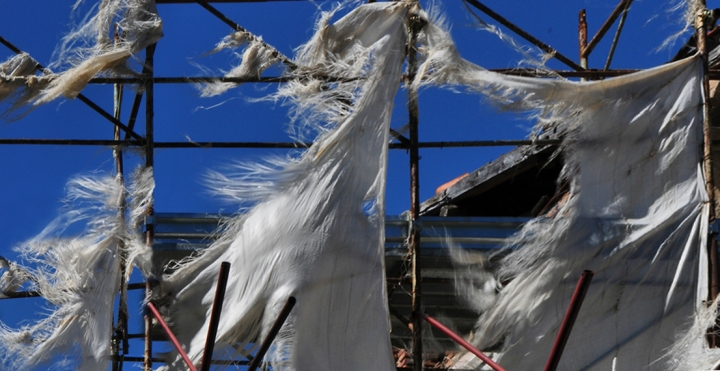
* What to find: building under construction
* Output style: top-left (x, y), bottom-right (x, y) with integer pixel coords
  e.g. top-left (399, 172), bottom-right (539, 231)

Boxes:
top-left (1, 1), bottom-right (720, 370)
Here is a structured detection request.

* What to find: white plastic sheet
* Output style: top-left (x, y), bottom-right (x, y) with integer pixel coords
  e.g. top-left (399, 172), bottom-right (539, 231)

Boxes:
top-left (416, 22), bottom-right (710, 370)
top-left (156, 3), bottom-right (408, 371)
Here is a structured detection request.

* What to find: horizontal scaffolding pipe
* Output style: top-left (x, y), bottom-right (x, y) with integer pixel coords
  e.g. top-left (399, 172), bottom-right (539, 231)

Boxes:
top-left (1, 71), bottom-right (640, 85)
top-left (0, 73), bottom-right (358, 86)
top-left (86, 76), bottom-right (352, 84)
top-left (0, 139), bottom-right (143, 146)
top-left (0, 138), bottom-right (560, 148)
top-left (0, 291), bottom-right (41, 299)
top-left (7, 69), bottom-right (720, 87)
top-left (156, 0), bottom-right (333, 2)
top-left (114, 355), bottom-right (249, 365)
top-left (61, 69), bottom-right (720, 81)
top-left (492, 68), bottom-right (640, 78)
top-left (114, 356), bottom-right (166, 363)
top-left (420, 313), bottom-right (507, 371)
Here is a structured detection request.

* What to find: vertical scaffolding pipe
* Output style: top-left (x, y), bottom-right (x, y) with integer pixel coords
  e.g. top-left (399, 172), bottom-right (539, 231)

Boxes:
top-left (544, 270), bottom-right (594, 371)
top-left (112, 26), bottom-right (130, 371)
top-left (407, 10), bottom-right (423, 371)
top-left (113, 58), bottom-right (128, 371)
top-left (199, 262), bottom-right (231, 371)
top-left (696, 3), bottom-right (720, 349)
top-left (578, 10), bottom-right (588, 70)
top-left (143, 43), bottom-right (157, 371)
top-left (698, 4), bottom-right (719, 303)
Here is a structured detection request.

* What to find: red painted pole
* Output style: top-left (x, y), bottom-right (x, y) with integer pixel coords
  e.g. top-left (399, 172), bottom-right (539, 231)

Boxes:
top-left (544, 270), bottom-right (595, 371)
top-left (420, 313), bottom-right (507, 371)
top-left (146, 302), bottom-right (198, 371)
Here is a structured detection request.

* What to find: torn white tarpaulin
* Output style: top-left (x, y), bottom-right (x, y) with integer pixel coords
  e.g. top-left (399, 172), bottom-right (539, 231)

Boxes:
top-left (416, 21), bottom-right (711, 371)
top-left (198, 37), bottom-right (281, 97)
top-left (35, 0), bottom-right (162, 105)
top-left (0, 53), bottom-right (49, 120)
top-left (0, 1), bottom-right (162, 115)
top-left (0, 167), bottom-right (154, 371)
top-left (0, 176), bottom-right (124, 371)
top-left (154, 3), bottom-right (408, 371)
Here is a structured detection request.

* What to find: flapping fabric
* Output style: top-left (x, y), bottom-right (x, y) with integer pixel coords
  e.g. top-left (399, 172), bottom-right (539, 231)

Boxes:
top-left (0, 168), bottom-right (154, 371)
top-left (155, 3), bottom-right (408, 371)
top-left (416, 21), bottom-right (710, 371)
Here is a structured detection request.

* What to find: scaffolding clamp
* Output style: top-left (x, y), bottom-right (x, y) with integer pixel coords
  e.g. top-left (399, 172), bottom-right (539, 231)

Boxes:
top-left (143, 215), bottom-right (155, 233)
top-left (709, 220), bottom-right (720, 237)
top-left (697, 9), bottom-right (720, 31)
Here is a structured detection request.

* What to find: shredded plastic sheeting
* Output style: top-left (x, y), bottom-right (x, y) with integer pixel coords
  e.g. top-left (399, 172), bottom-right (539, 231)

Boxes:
top-left (155, 3), bottom-right (408, 371)
top-left (0, 0), bottom-right (162, 114)
top-left (199, 38), bottom-right (280, 97)
top-left (0, 53), bottom-right (49, 120)
top-left (1, 1), bottom-right (717, 370)
top-left (37, 0), bottom-right (162, 104)
top-left (0, 177), bottom-right (122, 371)
top-left (416, 21), bottom-right (711, 371)
top-left (0, 168), bottom-right (154, 371)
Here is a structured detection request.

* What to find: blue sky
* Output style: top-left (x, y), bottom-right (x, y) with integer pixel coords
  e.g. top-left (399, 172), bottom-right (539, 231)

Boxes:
top-left (0, 0), bottom-right (701, 366)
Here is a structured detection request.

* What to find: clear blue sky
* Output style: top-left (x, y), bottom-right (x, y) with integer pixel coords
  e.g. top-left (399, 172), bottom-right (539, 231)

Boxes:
top-left (0, 0), bottom-right (700, 365)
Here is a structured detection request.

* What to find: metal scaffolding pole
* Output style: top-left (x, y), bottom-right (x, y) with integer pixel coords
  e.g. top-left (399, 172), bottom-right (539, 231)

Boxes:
top-left (112, 27), bottom-right (130, 371)
top-left (695, 1), bottom-right (720, 350)
top-left (579, 10), bottom-right (588, 70)
top-left (407, 10), bottom-right (423, 371)
top-left (0, 36), bottom-right (143, 142)
top-left (698, 3), bottom-right (719, 303)
top-left (143, 43), bottom-right (157, 371)
top-left (5, 1), bottom-right (714, 369)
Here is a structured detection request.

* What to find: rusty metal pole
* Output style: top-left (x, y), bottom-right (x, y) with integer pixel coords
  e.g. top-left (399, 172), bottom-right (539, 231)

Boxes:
top-left (199, 262), bottom-right (231, 371)
top-left (420, 313), bottom-right (507, 371)
top-left (463, 0), bottom-right (584, 71)
top-left (544, 270), bottom-right (594, 371)
top-left (407, 9), bottom-right (423, 371)
top-left (696, 3), bottom-right (720, 349)
top-left (246, 297), bottom-right (297, 371)
top-left (698, 5), bottom-right (719, 302)
top-left (112, 25), bottom-right (130, 371)
top-left (604, 0), bottom-right (632, 71)
top-left (581, 0), bottom-right (633, 60)
top-left (143, 43), bottom-right (157, 371)
top-left (579, 10), bottom-right (588, 71)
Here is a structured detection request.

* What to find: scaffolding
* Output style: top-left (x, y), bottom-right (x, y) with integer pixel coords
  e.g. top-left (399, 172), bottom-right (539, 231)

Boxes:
top-left (1, 0), bottom-right (718, 370)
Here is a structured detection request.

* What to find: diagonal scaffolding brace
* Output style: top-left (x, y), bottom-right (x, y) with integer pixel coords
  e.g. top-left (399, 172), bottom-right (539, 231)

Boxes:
top-left (0, 36), bottom-right (144, 142)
